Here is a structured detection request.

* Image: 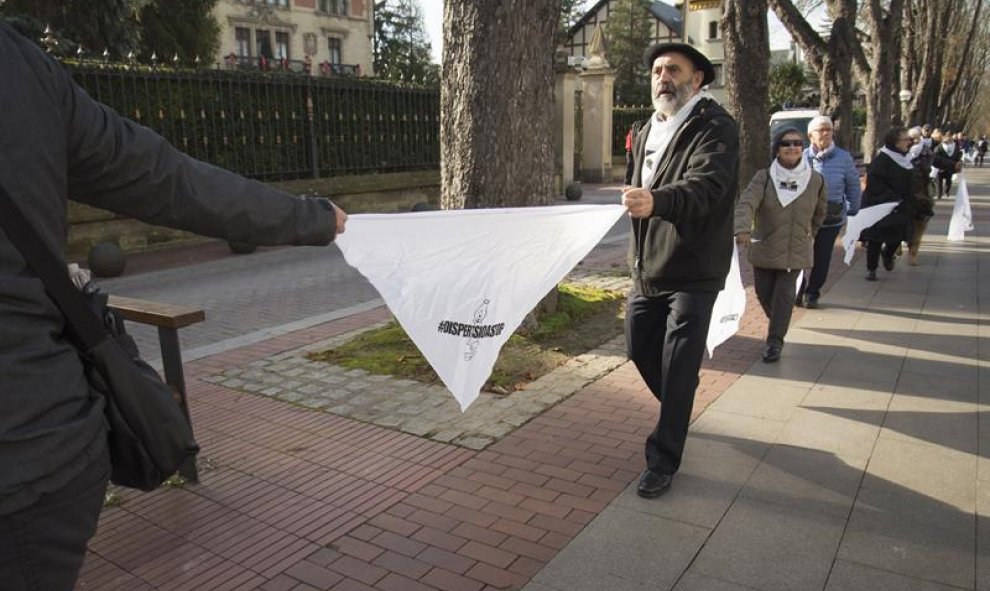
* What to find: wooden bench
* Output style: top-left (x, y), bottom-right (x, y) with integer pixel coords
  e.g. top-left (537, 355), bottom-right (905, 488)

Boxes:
top-left (108, 295), bottom-right (205, 483)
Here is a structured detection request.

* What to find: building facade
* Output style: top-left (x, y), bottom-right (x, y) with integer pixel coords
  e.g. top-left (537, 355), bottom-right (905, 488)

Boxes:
top-left (563, 0), bottom-right (725, 103)
top-left (214, 0), bottom-right (374, 75)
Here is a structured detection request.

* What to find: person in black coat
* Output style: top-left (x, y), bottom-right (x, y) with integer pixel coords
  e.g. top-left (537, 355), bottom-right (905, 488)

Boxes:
top-left (0, 24), bottom-right (347, 591)
top-left (933, 133), bottom-right (963, 198)
top-left (861, 126), bottom-right (916, 280)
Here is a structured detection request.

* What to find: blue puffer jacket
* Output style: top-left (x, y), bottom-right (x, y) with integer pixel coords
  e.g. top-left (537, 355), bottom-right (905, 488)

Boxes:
top-left (804, 144), bottom-right (862, 227)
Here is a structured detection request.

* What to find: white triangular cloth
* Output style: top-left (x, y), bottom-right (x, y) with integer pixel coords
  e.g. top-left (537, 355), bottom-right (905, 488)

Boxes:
top-left (706, 244), bottom-right (746, 358)
top-left (948, 173), bottom-right (974, 242)
top-left (842, 203), bottom-right (899, 265)
top-left (335, 204), bottom-right (626, 411)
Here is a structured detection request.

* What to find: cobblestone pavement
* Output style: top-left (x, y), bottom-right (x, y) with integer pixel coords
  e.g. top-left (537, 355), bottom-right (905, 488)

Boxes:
top-left (208, 271), bottom-right (632, 450)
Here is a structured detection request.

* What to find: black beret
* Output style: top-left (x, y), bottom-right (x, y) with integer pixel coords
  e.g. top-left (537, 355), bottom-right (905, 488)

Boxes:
top-left (642, 42), bottom-right (715, 87)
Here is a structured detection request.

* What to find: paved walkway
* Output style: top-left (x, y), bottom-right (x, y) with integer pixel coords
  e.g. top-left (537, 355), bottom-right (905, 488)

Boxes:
top-left (526, 168), bottom-right (990, 591)
top-left (75, 168), bottom-right (988, 590)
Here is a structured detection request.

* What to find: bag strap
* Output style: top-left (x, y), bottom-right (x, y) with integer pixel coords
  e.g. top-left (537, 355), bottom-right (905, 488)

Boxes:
top-left (0, 182), bottom-right (109, 350)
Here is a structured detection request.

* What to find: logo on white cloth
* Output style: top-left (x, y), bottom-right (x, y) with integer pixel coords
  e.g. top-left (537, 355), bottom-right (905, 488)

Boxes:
top-left (435, 299), bottom-right (506, 361)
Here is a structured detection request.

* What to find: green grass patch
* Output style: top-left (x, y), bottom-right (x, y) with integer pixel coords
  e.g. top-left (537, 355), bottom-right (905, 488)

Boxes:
top-left (306, 283), bottom-right (625, 394)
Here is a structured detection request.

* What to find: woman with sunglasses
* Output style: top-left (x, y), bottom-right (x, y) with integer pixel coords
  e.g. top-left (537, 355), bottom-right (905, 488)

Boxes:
top-left (860, 126), bottom-right (917, 280)
top-left (734, 127), bottom-right (827, 363)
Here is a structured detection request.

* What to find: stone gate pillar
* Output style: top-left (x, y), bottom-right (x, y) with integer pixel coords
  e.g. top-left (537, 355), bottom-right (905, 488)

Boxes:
top-left (578, 25), bottom-right (615, 183)
top-left (554, 66), bottom-right (578, 191)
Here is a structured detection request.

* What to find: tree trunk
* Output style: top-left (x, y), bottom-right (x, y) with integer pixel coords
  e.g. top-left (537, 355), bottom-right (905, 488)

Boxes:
top-left (440, 0), bottom-right (558, 209)
top-left (936, 0), bottom-right (983, 126)
top-left (768, 0), bottom-right (858, 150)
top-left (860, 0), bottom-right (905, 160)
top-left (722, 0), bottom-right (769, 189)
top-left (820, 0), bottom-right (858, 151)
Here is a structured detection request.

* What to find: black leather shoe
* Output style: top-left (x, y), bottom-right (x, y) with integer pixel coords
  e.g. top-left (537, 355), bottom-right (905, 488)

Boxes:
top-left (795, 294), bottom-right (804, 308)
top-left (637, 469), bottom-right (672, 498)
top-left (762, 344), bottom-right (782, 363)
top-left (866, 269), bottom-right (878, 281)
top-left (882, 254), bottom-right (895, 271)
top-left (805, 295), bottom-right (819, 309)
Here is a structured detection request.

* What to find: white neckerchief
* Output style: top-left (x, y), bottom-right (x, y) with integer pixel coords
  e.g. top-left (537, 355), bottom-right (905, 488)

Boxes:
top-left (907, 142), bottom-right (924, 160)
top-left (769, 156), bottom-right (812, 208)
top-left (880, 146), bottom-right (914, 170)
top-left (640, 93), bottom-right (704, 187)
top-left (941, 141), bottom-right (956, 156)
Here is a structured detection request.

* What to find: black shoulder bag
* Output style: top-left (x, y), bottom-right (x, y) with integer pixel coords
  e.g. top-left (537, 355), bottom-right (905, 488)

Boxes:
top-left (0, 183), bottom-right (199, 491)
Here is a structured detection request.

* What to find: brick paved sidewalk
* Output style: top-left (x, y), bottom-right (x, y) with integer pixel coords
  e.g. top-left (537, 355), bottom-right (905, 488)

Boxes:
top-left (76, 228), bottom-right (855, 591)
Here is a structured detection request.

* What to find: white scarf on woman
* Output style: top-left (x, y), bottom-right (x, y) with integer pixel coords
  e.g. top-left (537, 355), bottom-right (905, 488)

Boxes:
top-left (769, 156), bottom-right (812, 208)
top-left (880, 146), bottom-right (915, 170)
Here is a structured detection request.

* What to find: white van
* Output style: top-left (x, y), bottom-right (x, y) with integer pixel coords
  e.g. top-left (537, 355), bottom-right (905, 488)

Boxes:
top-left (769, 109), bottom-right (820, 147)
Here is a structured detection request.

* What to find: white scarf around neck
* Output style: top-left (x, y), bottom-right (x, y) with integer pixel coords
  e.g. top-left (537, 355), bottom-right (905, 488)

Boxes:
top-left (941, 141), bottom-right (956, 156)
top-left (769, 156), bottom-right (812, 208)
top-left (640, 93), bottom-right (704, 186)
top-left (880, 146), bottom-right (915, 170)
top-left (907, 142), bottom-right (923, 161)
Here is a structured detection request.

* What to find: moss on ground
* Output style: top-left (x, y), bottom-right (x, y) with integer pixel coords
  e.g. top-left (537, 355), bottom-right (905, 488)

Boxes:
top-left (306, 283), bottom-right (625, 394)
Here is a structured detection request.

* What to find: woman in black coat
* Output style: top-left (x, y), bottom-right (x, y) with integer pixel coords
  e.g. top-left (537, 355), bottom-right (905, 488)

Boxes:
top-left (861, 126), bottom-right (916, 280)
top-left (933, 133), bottom-right (963, 198)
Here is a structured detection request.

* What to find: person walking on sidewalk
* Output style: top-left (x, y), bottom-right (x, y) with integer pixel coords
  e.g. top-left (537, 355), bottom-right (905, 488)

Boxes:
top-left (977, 135), bottom-right (988, 167)
top-left (861, 126), bottom-right (916, 280)
top-left (906, 126), bottom-right (936, 266)
top-left (734, 128), bottom-right (826, 363)
top-left (0, 24), bottom-right (347, 591)
top-left (621, 42), bottom-right (739, 498)
top-left (933, 133), bottom-right (963, 198)
top-left (798, 115), bottom-right (861, 309)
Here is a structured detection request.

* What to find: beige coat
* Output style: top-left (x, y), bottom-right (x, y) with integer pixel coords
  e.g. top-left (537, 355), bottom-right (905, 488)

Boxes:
top-left (734, 168), bottom-right (827, 270)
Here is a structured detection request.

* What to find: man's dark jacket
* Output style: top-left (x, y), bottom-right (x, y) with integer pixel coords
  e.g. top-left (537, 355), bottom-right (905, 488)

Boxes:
top-left (933, 142), bottom-right (962, 174)
top-left (0, 24), bottom-right (336, 514)
top-left (628, 98), bottom-right (739, 294)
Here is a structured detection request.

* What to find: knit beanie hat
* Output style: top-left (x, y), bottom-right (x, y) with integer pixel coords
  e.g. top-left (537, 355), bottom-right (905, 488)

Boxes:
top-left (770, 126), bottom-right (804, 164)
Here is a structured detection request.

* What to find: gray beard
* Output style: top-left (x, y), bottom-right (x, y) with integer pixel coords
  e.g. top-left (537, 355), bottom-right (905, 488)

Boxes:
top-left (652, 85), bottom-right (693, 118)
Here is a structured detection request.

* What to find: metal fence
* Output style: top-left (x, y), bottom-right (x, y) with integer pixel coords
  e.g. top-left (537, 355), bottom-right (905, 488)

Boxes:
top-left (66, 60), bottom-right (440, 180)
top-left (612, 106), bottom-right (652, 156)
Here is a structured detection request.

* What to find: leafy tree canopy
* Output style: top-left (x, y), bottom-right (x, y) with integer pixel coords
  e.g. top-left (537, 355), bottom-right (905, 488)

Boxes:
top-left (768, 61), bottom-right (809, 110)
top-left (604, 0), bottom-right (653, 106)
top-left (374, 0), bottom-right (438, 82)
top-left (558, 0), bottom-right (587, 44)
top-left (138, 0), bottom-right (220, 63)
top-left (0, 0), bottom-right (219, 63)
top-left (0, 0), bottom-right (146, 57)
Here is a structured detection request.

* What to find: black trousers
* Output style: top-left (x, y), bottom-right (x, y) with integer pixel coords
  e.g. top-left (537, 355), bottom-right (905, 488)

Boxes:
top-left (865, 240), bottom-right (899, 272)
top-left (626, 291), bottom-right (718, 475)
top-left (753, 268), bottom-right (801, 348)
top-left (800, 224), bottom-right (842, 300)
top-left (937, 171), bottom-right (953, 198)
top-left (0, 446), bottom-right (109, 591)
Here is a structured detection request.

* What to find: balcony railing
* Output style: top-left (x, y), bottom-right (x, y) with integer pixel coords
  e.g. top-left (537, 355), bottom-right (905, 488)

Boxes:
top-left (223, 54), bottom-right (361, 77)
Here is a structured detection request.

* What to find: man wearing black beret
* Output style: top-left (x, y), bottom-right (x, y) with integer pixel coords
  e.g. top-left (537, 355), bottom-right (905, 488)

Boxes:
top-left (621, 43), bottom-right (739, 498)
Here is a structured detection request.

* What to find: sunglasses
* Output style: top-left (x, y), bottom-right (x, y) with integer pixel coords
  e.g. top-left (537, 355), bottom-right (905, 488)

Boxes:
top-left (778, 140), bottom-right (804, 147)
